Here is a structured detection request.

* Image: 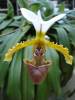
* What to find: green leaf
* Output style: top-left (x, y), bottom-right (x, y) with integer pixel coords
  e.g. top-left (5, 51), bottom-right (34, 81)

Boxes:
top-left (0, 28), bottom-right (15, 35)
top-left (0, 61), bottom-right (9, 87)
top-left (59, 54), bottom-right (73, 86)
top-left (67, 10), bottom-right (75, 18)
top-left (8, 20), bottom-right (21, 27)
top-left (40, 1), bottom-right (54, 19)
top-left (7, 50), bottom-right (22, 100)
top-left (0, 13), bottom-right (7, 20)
top-left (30, 2), bottom-right (41, 12)
top-left (55, 27), bottom-right (70, 49)
top-left (36, 81), bottom-right (48, 100)
top-left (17, 0), bottom-right (29, 8)
top-left (0, 25), bottom-right (30, 58)
top-left (7, 0), bottom-right (14, 18)
top-left (63, 25), bottom-right (75, 47)
top-left (58, 2), bottom-right (65, 13)
top-left (0, 19), bottom-right (13, 31)
top-left (30, 0), bottom-right (53, 19)
top-left (21, 46), bottom-right (34, 100)
top-left (0, 13), bottom-right (7, 23)
top-left (45, 48), bottom-right (61, 96)
top-left (13, 16), bottom-right (22, 21)
top-left (53, 27), bottom-right (73, 85)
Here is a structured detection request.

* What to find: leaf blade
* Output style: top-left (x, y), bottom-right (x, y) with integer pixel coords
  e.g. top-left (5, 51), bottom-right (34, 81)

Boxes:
top-left (7, 50), bottom-right (22, 100)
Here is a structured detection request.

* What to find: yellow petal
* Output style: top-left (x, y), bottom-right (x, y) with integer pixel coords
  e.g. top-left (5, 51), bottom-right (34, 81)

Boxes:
top-left (46, 40), bottom-right (73, 65)
top-left (4, 39), bottom-right (35, 62)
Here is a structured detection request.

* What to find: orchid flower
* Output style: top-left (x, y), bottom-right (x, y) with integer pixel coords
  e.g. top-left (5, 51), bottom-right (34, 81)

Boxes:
top-left (4, 8), bottom-right (73, 65)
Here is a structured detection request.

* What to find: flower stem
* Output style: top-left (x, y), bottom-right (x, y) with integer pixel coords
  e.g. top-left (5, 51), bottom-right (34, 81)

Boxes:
top-left (34, 85), bottom-right (38, 100)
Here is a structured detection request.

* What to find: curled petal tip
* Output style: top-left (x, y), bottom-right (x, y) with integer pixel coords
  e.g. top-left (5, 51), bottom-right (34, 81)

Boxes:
top-left (4, 54), bottom-right (12, 62)
top-left (60, 13), bottom-right (66, 16)
top-left (66, 55), bottom-right (73, 65)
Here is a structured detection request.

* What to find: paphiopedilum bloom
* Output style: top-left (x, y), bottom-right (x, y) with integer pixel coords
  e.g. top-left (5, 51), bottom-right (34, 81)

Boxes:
top-left (4, 8), bottom-right (73, 84)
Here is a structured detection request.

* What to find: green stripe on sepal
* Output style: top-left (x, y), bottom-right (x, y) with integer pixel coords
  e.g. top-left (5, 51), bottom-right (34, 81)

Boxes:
top-left (7, 50), bottom-right (22, 100)
top-left (21, 46), bottom-right (34, 100)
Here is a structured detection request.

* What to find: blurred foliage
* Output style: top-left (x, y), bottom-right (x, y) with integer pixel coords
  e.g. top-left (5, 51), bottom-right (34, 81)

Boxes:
top-left (0, 0), bottom-right (75, 100)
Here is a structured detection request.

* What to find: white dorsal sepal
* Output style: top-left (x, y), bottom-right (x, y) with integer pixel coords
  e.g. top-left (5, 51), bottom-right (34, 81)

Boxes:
top-left (20, 8), bottom-right (41, 32)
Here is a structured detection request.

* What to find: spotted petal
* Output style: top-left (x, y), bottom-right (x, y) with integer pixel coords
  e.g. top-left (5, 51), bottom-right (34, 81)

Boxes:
top-left (4, 39), bottom-right (35, 61)
top-left (46, 40), bottom-right (73, 65)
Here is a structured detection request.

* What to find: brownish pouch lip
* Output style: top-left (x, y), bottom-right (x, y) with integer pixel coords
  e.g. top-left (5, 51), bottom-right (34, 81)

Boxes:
top-left (24, 59), bottom-right (51, 84)
top-left (27, 63), bottom-right (49, 84)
